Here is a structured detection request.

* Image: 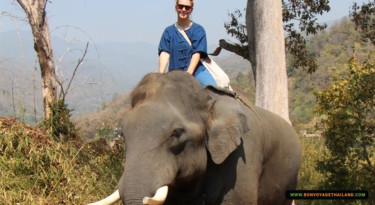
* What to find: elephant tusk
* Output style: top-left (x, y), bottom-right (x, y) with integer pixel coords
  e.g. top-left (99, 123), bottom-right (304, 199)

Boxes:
top-left (142, 186), bottom-right (169, 205)
top-left (87, 190), bottom-right (120, 205)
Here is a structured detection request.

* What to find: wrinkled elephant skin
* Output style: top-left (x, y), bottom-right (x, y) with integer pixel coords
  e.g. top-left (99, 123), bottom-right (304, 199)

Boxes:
top-left (108, 71), bottom-right (301, 205)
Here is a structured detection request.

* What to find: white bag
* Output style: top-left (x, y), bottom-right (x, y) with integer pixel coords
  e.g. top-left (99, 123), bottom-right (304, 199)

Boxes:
top-left (175, 24), bottom-right (231, 89)
top-left (199, 57), bottom-right (231, 89)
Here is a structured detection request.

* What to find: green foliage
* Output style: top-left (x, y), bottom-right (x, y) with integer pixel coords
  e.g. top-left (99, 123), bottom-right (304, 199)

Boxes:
top-left (282, 0), bottom-right (330, 34)
top-left (350, 1), bottom-right (375, 45)
top-left (288, 18), bottom-right (374, 124)
top-left (223, 0), bottom-right (330, 73)
top-left (314, 58), bottom-right (375, 203)
top-left (40, 100), bottom-right (77, 141)
top-left (283, 0), bottom-right (330, 73)
top-left (224, 9), bottom-right (248, 45)
top-left (0, 119), bottom-right (125, 204)
top-left (297, 136), bottom-right (327, 191)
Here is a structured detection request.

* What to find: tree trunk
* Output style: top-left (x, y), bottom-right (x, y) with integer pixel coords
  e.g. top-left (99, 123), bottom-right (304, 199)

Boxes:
top-left (17, 0), bottom-right (57, 120)
top-left (246, 0), bottom-right (291, 124)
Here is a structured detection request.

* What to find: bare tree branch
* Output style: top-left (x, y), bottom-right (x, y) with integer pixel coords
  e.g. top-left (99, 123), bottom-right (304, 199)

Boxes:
top-left (33, 59), bottom-right (38, 125)
top-left (56, 47), bottom-right (71, 100)
top-left (15, 0), bottom-right (29, 14)
top-left (63, 42), bottom-right (89, 100)
top-left (218, 39), bottom-right (250, 61)
top-left (68, 82), bottom-right (102, 93)
top-left (56, 42), bottom-right (90, 102)
top-left (1, 10), bottom-right (27, 22)
top-left (56, 76), bottom-right (65, 101)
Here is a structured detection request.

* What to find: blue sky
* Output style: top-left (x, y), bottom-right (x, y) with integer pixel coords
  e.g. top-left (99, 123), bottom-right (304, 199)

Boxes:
top-left (0, 0), bottom-right (370, 45)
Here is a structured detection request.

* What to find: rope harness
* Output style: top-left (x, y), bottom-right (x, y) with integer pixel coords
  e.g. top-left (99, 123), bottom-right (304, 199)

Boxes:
top-left (206, 85), bottom-right (261, 122)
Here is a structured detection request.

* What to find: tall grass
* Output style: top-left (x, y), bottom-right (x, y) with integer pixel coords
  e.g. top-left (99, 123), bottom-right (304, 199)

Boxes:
top-left (0, 119), bottom-right (125, 204)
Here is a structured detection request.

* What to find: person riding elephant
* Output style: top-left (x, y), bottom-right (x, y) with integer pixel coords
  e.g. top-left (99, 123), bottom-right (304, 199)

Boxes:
top-left (88, 71), bottom-right (302, 205)
top-left (158, 0), bottom-right (217, 87)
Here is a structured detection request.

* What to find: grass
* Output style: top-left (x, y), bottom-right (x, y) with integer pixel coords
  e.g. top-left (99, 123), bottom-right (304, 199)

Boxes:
top-left (0, 117), bottom-right (125, 204)
top-left (1, 116), bottom-right (369, 204)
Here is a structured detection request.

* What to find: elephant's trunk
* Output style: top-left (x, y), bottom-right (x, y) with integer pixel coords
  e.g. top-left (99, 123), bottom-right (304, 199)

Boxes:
top-left (118, 164), bottom-right (172, 205)
top-left (86, 190), bottom-right (120, 205)
top-left (143, 186), bottom-right (169, 205)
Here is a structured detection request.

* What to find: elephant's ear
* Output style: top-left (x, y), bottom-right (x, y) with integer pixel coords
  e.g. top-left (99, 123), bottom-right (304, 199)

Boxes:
top-left (207, 98), bottom-right (249, 164)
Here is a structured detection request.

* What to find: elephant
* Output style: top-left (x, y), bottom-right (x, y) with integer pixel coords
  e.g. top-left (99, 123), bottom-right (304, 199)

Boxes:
top-left (88, 71), bottom-right (301, 205)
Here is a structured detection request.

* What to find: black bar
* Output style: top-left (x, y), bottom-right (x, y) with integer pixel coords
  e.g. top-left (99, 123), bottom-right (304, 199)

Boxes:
top-left (286, 190), bottom-right (369, 200)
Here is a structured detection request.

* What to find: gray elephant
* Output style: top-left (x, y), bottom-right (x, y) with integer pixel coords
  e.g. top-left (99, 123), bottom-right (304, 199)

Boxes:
top-left (88, 71), bottom-right (301, 205)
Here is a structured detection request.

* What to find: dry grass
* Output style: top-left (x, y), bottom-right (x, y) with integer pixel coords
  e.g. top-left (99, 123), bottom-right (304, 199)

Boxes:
top-left (0, 117), bottom-right (124, 204)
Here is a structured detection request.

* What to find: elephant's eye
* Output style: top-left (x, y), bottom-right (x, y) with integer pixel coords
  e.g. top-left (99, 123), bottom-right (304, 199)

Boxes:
top-left (171, 128), bottom-right (185, 138)
top-left (170, 128), bottom-right (187, 155)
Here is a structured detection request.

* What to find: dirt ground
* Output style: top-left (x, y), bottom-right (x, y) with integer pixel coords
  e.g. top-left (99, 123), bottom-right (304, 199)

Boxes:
top-left (0, 116), bottom-right (52, 145)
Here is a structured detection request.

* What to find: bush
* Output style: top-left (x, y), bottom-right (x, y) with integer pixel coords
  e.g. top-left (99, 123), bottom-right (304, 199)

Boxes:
top-left (298, 136), bottom-right (327, 192)
top-left (39, 100), bottom-right (77, 142)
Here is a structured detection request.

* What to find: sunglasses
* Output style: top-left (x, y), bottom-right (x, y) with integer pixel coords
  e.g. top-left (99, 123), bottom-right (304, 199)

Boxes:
top-left (176, 4), bottom-right (193, 12)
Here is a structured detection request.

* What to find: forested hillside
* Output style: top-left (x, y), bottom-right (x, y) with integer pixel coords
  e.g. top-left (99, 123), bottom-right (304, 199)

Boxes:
top-left (288, 17), bottom-right (374, 125)
top-left (229, 18), bottom-right (374, 124)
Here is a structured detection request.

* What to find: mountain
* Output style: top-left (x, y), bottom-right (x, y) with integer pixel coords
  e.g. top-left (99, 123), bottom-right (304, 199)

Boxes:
top-left (0, 31), bottom-right (248, 121)
top-left (0, 31), bottom-right (157, 120)
top-left (2, 18), bottom-right (373, 126)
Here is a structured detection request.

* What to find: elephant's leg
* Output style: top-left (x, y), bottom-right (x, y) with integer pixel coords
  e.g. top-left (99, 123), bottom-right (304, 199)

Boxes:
top-left (223, 172), bottom-right (260, 205)
top-left (217, 131), bottom-right (263, 205)
top-left (258, 137), bottom-right (301, 204)
top-left (205, 165), bottom-right (260, 205)
top-left (206, 139), bottom-right (262, 205)
top-left (229, 155), bottom-right (261, 205)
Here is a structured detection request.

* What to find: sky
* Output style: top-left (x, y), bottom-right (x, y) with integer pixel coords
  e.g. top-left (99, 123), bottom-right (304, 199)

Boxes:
top-left (0, 0), bottom-right (371, 46)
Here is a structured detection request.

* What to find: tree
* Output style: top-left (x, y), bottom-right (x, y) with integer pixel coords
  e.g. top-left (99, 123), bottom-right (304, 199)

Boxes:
top-left (312, 4), bottom-right (375, 203)
top-left (223, 0), bottom-right (330, 75)
top-left (16, 0), bottom-right (57, 121)
top-left (246, 0), bottom-right (291, 123)
top-left (315, 57), bottom-right (375, 203)
top-left (350, 0), bottom-right (375, 46)
top-left (219, 0), bottom-right (330, 123)
top-left (282, 0), bottom-right (330, 73)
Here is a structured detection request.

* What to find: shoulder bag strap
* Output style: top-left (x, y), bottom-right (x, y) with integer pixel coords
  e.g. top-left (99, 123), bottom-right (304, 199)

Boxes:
top-left (175, 23), bottom-right (192, 46)
top-left (175, 24), bottom-right (231, 90)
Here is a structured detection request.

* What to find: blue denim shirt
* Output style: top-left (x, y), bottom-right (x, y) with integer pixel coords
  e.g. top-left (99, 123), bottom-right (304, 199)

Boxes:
top-left (158, 22), bottom-right (208, 76)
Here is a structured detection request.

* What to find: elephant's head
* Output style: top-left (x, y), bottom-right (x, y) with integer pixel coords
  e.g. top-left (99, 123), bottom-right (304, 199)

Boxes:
top-left (89, 71), bottom-right (249, 205)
